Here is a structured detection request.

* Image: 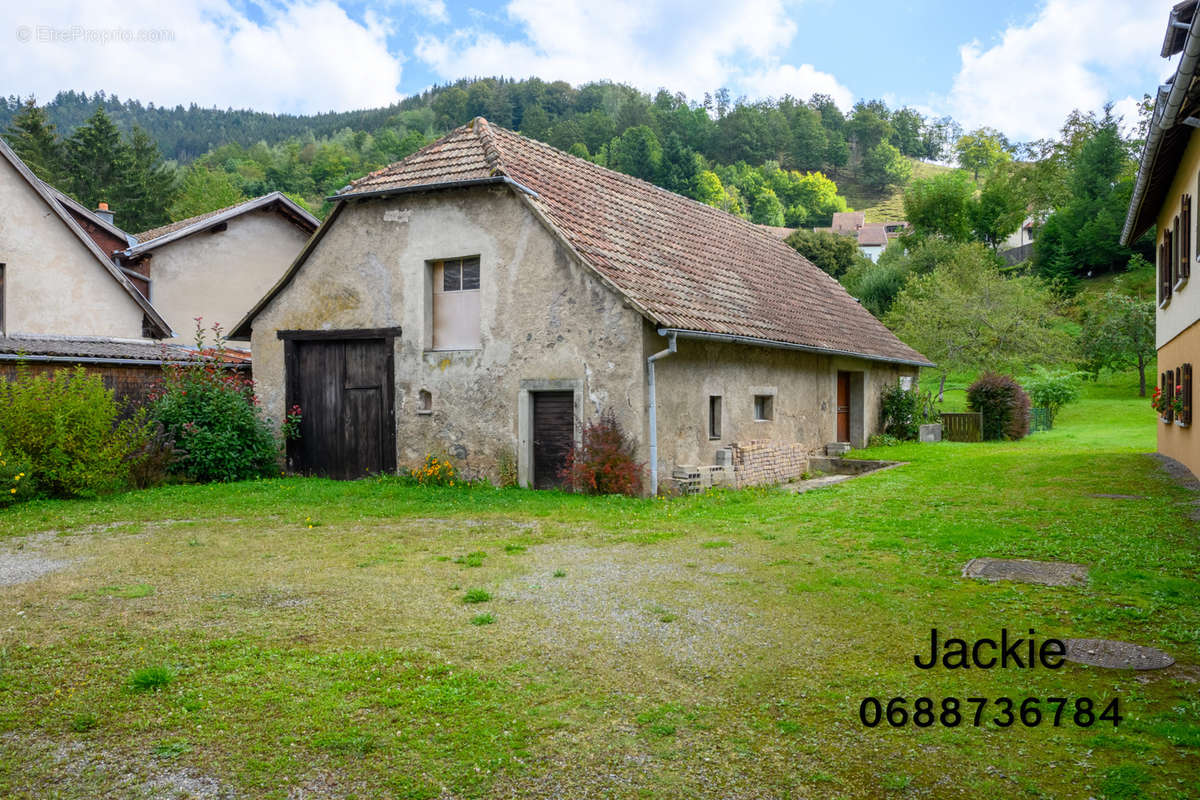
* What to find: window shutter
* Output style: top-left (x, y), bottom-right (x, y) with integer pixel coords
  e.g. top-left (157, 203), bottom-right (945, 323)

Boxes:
top-left (1185, 363), bottom-right (1193, 426)
top-left (1167, 229), bottom-right (1175, 299)
top-left (1185, 196), bottom-right (1193, 280)
top-left (1160, 241), bottom-right (1168, 302)
top-left (1168, 369), bottom-right (1176, 423)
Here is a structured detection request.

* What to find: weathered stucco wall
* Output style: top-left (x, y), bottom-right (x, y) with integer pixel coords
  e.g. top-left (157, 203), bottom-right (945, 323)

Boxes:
top-left (249, 185), bottom-right (648, 483)
top-left (144, 210), bottom-right (311, 335)
top-left (646, 327), bottom-right (916, 477)
top-left (0, 155), bottom-right (144, 337)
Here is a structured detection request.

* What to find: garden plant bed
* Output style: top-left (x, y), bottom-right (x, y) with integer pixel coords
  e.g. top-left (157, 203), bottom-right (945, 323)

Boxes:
top-left (0, 376), bottom-right (1196, 798)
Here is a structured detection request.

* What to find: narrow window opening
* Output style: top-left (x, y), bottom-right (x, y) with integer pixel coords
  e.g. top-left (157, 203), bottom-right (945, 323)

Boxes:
top-left (753, 394), bottom-right (774, 421)
top-left (417, 389), bottom-right (433, 414)
top-left (708, 395), bottom-right (722, 439)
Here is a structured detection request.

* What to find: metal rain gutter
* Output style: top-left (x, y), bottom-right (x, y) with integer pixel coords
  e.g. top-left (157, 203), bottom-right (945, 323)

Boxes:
top-left (656, 328), bottom-right (935, 369)
top-left (325, 175), bottom-right (540, 203)
top-left (646, 331), bottom-right (677, 496)
top-left (1123, 15), bottom-right (1200, 245)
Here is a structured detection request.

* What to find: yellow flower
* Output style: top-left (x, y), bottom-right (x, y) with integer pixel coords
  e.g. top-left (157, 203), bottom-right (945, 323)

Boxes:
top-left (9, 489), bottom-right (14, 494)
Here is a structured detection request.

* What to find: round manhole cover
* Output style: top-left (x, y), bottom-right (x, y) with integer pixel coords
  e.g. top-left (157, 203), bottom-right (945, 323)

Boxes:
top-left (1063, 638), bottom-right (1174, 670)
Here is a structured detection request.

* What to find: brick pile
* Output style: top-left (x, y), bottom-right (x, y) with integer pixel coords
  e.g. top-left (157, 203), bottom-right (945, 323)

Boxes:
top-left (729, 440), bottom-right (810, 487)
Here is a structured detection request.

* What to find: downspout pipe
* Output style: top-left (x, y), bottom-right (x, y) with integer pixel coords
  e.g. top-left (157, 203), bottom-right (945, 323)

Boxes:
top-left (647, 331), bottom-right (677, 496)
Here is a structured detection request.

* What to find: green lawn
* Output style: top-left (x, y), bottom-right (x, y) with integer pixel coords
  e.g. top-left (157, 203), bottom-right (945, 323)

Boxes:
top-left (0, 375), bottom-right (1196, 798)
top-left (839, 158), bottom-right (954, 223)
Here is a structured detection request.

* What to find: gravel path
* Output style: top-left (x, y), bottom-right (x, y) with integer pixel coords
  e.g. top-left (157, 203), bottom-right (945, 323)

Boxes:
top-left (0, 532), bottom-right (77, 586)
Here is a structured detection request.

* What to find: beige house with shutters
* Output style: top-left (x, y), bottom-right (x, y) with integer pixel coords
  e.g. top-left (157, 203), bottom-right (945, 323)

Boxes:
top-left (1124, 0), bottom-right (1200, 478)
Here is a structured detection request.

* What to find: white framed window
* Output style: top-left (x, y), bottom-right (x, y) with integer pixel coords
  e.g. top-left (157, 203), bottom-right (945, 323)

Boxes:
top-left (431, 256), bottom-right (481, 350)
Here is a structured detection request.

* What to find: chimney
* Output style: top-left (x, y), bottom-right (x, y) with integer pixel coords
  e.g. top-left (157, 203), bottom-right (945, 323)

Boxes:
top-left (94, 201), bottom-right (114, 226)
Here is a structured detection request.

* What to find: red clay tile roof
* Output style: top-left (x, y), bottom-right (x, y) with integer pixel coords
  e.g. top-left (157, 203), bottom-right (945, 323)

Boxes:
top-left (857, 224), bottom-right (890, 247)
top-left (335, 119), bottom-right (931, 366)
top-left (132, 192), bottom-right (318, 249)
top-left (754, 225), bottom-right (797, 239)
top-left (135, 203), bottom-right (239, 243)
top-left (0, 335), bottom-right (245, 365)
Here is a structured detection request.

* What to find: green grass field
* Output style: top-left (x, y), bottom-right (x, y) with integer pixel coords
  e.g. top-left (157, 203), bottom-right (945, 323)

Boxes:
top-left (0, 373), bottom-right (1196, 798)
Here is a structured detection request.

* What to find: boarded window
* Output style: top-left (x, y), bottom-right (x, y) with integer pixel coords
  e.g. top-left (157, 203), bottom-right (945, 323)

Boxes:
top-left (432, 257), bottom-right (481, 350)
top-left (708, 395), bottom-right (722, 439)
top-left (754, 394), bottom-right (774, 421)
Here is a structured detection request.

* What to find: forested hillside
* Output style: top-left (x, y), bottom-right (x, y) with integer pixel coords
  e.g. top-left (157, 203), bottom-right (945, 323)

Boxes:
top-left (1, 79), bottom-right (958, 228)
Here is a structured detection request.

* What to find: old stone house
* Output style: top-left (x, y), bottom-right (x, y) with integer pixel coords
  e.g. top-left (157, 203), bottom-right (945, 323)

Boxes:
top-left (232, 118), bottom-right (931, 491)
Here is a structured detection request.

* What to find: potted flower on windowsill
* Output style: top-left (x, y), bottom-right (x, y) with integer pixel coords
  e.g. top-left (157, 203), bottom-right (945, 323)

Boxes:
top-left (1151, 387), bottom-right (1169, 421)
top-left (1172, 394), bottom-right (1188, 425)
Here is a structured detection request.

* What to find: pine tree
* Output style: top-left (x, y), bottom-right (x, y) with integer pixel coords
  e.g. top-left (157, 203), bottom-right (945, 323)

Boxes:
top-left (63, 107), bottom-right (132, 212)
top-left (3, 98), bottom-right (64, 184)
top-left (118, 126), bottom-right (175, 231)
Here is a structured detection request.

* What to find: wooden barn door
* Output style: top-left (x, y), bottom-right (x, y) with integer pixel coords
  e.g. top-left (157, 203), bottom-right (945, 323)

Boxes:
top-left (532, 391), bottom-right (574, 489)
top-left (836, 371), bottom-right (851, 443)
top-left (285, 331), bottom-right (396, 479)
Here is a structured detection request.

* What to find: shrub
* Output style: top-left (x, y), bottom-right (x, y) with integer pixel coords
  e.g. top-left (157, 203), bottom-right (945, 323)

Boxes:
top-left (0, 365), bottom-right (147, 498)
top-left (0, 434), bottom-right (35, 506)
top-left (560, 411), bottom-right (644, 496)
top-left (868, 433), bottom-right (902, 448)
top-left (1023, 367), bottom-right (1082, 424)
top-left (149, 323), bottom-right (278, 483)
top-left (966, 373), bottom-right (1031, 441)
top-left (412, 454), bottom-right (458, 486)
top-left (879, 385), bottom-right (921, 440)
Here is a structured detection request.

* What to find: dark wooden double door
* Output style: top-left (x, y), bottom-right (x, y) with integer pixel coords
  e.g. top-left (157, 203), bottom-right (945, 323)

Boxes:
top-left (286, 335), bottom-right (395, 479)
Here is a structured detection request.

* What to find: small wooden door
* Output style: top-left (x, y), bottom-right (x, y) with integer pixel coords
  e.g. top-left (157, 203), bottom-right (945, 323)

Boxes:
top-left (287, 336), bottom-right (394, 479)
top-left (532, 391), bottom-right (574, 489)
top-left (836, 371), bottom-right (851, 442)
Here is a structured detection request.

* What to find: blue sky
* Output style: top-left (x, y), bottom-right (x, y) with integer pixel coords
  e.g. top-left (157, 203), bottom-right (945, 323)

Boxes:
top-left (0, 0), bottom-right (1179, 141)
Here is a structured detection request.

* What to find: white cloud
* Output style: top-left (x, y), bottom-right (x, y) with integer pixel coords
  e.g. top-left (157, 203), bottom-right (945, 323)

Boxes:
top-left (416, 0), bottom-right (854, 108)
top-left (943, 0), bottom-right (1168, 141)
top-left (0, 0), bottom-right (404, 114)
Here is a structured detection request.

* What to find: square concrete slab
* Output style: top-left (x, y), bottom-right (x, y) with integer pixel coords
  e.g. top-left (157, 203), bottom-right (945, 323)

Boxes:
top-left (961, 557), bottom-right (1089, 587)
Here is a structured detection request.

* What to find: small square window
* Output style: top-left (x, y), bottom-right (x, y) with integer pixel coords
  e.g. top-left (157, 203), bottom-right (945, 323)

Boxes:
top-left (754, 394), bottom-right (774, 421)
top-left (899, 376), bottom-right (913, 391)
top-left (708, 395), bottom-right (722, 439)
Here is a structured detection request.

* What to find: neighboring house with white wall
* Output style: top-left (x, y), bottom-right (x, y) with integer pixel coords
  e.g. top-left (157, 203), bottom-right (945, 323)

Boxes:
top-left (233, 118), bottom-right (932, 491)
top-left (118, 194), bottom-right (318, 335)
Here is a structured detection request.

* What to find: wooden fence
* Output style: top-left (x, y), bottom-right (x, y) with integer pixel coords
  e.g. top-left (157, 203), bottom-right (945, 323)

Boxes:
top-left (940, 412), bottom-right (983, 442)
